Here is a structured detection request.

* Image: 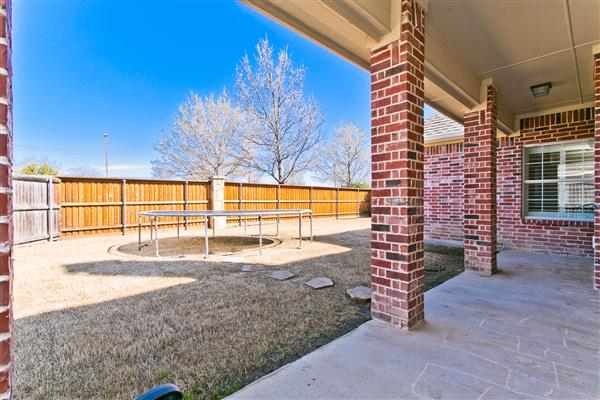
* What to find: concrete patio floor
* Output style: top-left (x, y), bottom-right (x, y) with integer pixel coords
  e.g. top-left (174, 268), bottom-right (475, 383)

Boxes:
top-left (229, 251), bottom-right (599, 399)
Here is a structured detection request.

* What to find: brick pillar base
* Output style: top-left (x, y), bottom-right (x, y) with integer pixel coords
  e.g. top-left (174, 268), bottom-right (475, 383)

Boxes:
top-left (463, 85), bottom-right (497, 275)
top-left (370, 0), bottom-right (425, 329)
top-left (0, 1), bottom-right (12, 397)
top-left (594, 50), bottom-right (600, 290)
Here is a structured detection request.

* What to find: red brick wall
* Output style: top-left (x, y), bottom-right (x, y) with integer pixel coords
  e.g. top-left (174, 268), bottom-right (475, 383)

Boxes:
top-left (463, 86), bottom-right (498, 274)
top-left (425, 106), bottom-right (595, 257)
top-left (595, 52), bottom-right (600, 289)
top-left (424, 143), bottom-right (463, 242)
top-left (0, 1), bottom-right (12, 398)
top-left (370, 0), bottom-right (426, 329)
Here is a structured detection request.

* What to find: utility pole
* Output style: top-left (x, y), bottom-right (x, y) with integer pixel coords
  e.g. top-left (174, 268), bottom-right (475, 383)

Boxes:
top-left (103, 133), bottom-right (109, 177)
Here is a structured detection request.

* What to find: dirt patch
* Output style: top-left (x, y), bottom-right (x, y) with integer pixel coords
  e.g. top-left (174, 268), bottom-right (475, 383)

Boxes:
top-left (117, 236), bottom-right (278, 258)
top-left (13, 219), bottom-right (465, 400)
top-left (424, 243), bottom-right (464, 290)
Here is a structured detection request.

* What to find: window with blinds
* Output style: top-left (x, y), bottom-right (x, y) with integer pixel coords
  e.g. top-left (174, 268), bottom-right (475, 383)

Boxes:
top-left (523, 140), bottom-right (594, 221)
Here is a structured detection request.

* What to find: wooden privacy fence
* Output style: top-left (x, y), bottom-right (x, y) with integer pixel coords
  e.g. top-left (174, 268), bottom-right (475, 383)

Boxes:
top-left (60, 177), bottom-right (210, 236)
top-left (13, 174), bottom-right (61, 244)
top-left (223, 182), bottom-right (370, 222)
top-left (16, 176), bottom-right (370, 239)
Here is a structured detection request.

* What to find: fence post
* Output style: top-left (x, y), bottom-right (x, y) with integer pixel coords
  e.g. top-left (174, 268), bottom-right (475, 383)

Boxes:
top-left (47, 177), bottom-right (53, 241)
top-left (238, 182), bottom-right (243, 226)
top-left (209, 176), bottom-right (226, 229)
top-left (54, 177), bottom-right (62, 240)
top-left (336, 187), bottom-right (339, 219)
top-left (276, 184), bottom-right (281, 225)
top-left (184, 180), bottom-right (188, 230)
top-left (121, 179), bottom-right (127, 235)
top-left (357, 188), bottom-right (360, 218)
top-left (309, 186), bottom-right (313, 216)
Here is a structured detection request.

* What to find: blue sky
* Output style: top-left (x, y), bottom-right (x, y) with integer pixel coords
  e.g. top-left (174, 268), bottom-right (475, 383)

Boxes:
top-left (14, 0), bottom-right (433, 179)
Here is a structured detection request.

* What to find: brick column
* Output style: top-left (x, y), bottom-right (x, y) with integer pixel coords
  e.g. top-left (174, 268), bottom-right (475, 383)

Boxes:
top-left (0, 1), bottom-right (12, 397)
top-left (370, 0), bottom-right (425, 329)
top-left (463, 85), bottom-right (497, 275)
top-left (594, 49), bottom-right (600, 290)
top-left (209, 176), bottom-right (226, 229)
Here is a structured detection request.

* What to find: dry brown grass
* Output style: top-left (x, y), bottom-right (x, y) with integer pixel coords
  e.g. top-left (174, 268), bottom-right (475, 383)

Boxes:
top-left (13, 219), bottom-right (463, 400)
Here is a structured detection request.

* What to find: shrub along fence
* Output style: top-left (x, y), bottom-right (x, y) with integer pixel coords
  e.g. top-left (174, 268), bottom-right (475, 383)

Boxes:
top-left (15, 176), bottom-right (370, 241)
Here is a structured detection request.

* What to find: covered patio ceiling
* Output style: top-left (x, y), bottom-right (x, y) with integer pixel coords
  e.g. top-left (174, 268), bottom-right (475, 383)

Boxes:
top-left (240, 0), bottom-right (600, 135)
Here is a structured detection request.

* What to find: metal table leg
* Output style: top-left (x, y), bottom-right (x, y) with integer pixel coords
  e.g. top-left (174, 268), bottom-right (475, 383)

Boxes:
top-left (212, 218), bottom-right (216, 237)
top-left (298, 212), bottom-right (302, 249)
top-left (177, 216), bottom-right (180, 239)
top-left (204, 216), bottom-right (209, 258)
top-left (154, 217), bottom-right (161, 257)
top-left (258, 214), bottom-right (263, 255)
top-left (276, 215), bottom-right (280, 236)
top-left (138, 216), bottom-right (141, 251)
top-left (244, 216), bottom-right (247, 234)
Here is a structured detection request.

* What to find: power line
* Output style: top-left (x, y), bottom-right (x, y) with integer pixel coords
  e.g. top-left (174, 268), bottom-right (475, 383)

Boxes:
top-left (15, 146), bottom-right (95, 155)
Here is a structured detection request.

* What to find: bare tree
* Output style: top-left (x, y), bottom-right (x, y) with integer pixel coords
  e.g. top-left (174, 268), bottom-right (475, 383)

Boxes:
top-left (152, 90), bottom-right (246, 179)
top-left (236, 37), bottom-right (325, 184)
top-left (316, 122), bottom-right (370, 187)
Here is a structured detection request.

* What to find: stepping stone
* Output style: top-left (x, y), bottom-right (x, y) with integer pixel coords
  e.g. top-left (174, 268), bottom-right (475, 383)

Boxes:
top-left (346, 286), bottom-right (372, 302)
top-left (305, 277), bottom-right (334, 289)
top-left (271, 271), bottom-right (295, 281)
top-left (240, 265), bottom-right (265, 272)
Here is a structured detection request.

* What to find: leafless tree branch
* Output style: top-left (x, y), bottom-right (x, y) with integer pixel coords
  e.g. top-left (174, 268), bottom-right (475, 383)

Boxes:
top-left (315, 122), bottom-right (370, 187)
top-left (236, 37), bottom-right (325, 184)
top-left (152, 90), bottom-right (246, 180)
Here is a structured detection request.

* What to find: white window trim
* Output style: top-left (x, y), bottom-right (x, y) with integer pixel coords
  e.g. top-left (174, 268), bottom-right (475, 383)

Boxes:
top-left (522, 139), bottom-right (594, 222)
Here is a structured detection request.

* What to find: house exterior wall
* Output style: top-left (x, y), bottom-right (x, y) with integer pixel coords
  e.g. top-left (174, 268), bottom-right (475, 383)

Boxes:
top-left (425, 106), bottom-right (595, 257)
top-left (424, 142), bottom-right (463, 243)
top-left (594, 51), bottom-right (600, 289)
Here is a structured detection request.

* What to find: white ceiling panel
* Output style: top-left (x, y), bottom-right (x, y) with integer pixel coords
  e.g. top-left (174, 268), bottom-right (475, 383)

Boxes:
top-left (484, 51), bottom-right (579, 114)
top-left (242, 0), bottom-right (600, 128)
top-left (427, 0), bottom-right (571, 74)
top-left (568, 0), bottom-right (600, 46)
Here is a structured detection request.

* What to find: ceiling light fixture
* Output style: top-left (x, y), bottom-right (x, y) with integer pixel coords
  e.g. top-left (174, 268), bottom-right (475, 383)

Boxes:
top-left (530, 82), bottom-right (552, 98)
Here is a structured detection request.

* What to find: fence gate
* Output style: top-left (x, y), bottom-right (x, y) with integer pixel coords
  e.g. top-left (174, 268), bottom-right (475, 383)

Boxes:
top-left (13, 174), bottom-right (61, 244)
